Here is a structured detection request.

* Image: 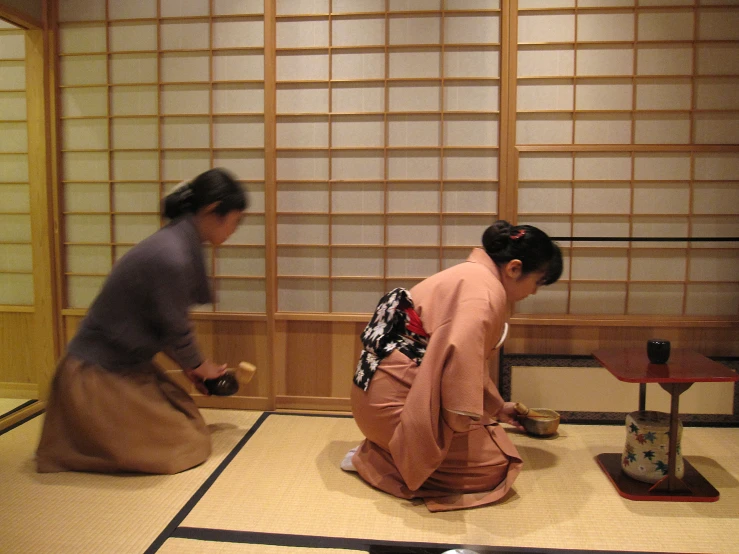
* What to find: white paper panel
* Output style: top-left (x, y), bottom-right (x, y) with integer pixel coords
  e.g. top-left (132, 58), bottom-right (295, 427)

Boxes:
top-left (331, 52), bottom-right (385, 80)
top-left (161, 53), bottom-right (210, 83)
top-left (515, 281), bottom-right (570, 314)
top-left (113, 183), bottom-right (159, 212)
top-left (576, 47), bottom-right (633, 76)
top-left (518, 14), bottom-right (574, 43)
top-left (695, 79), bottom-right (739, 110)
top-left (278, 246), bottom-right (329, 276)
top-left (65, 214), bottom-right (110, 243)
top-left (633, 183), bottom-right (690, 215)
top-left (636, 80), bottom-right (691, 110)
top-left (0, 184), bottom-right (30, 212)
top-left (0, 244), bottom-right (32, 272)
top-left (386, 248), bottom-right (439, 278)
top-left (333, 117), bottom-right (384, 148)
top-left (573, 182), bottom-right (630, 214)
top-left (215, 0), bottom-right (264, 15)
top-left (698, 10), bottom-right (739, 40)
top-left (216, 246), bottom-right (265, 276)
top-left (162, 116), bottom-right (211, 149)
top-left (112, 214), bottom-right (159, 243)
top-left (277, 215), bottom-right (329, 245)
top-left (331, 215), bottom-right (384, 244)
top-left (332, 280), bottom-right (387, 313)
top-left (445, 83), bottom-right (499, 112)
top-left (112, 151), bottom-right (158, 181)
top-left (389, 16), bottom-right (441, 45)
top-left (575, 80), bottom-right (631, 110)
top-left (637, 11), bottom-right (693, 42)
top-left (160, 0), bottom-right (208, 17)
top-left (694, 116), bottom-right (739, 145)
top-left (277, 52), bottom-right (328, 81)
top-left (332, 152), bottom-right (385, 180)
top-left (277, 86), bottom-right (328, 113)
top-left (65, 183), bottom-right (109, 212)
top-left (67, 275), bottom-right (105, 308)
top-left (59, 0), bottom-right (106, 21)
top-left (570, 282), bottom-right (626, 314)
top-left (637, 46), bottom-right (693, 76)
top-left (517, 114), bottom-right (573, 145)
top-left (0, 274), bottom-right (33, 304)
top-left (108, 22), bottom-right (157, 52)
top-left (518, 182), bottom-right (571, 214)
top-left (386, 215), bottom-right (439, 245)
top-left (685, 284), bottom-right (739, 316)
top-left (332, 18), bottom-right (385, 47)
top-left (214, 84), bottom-right (264, 113)
top-left (331, 183), bottom-right (384, 213)
top-left (574, 153), bottom-right (631, 181)
top-left (388, 115), bottom-right (441, 147)
top-left (108, 0), bottom-right (156, 19)
top-left (111, 117), bottom-right (158, 150)
top-left (278, 183), bottom-right (329, 213)
top-left (445, 49), bottom-right (500, 78)
top-left (631, 217), bottom-right (688, 248)
top-left (388, 50), bottom-right (441, 79)
top-left (111, 85), bottom-right (158, 116)
top-left (62, 87), bottom-right (108, 117)
top-left (444, 115), bottom-right (498, 147)
top-left (213, 151), bottom-right (265, 181)
top-left (387, 150), bottom-right (439, 180)
top-left (519, 153), bottom-right (573, 181)
top-left (693, 182), bottom-right (739, 215)
top-left (59, 25), bottom-right (106, 54)
top-left (572, 217), bottom-right (629, 243)
top-left (387, 183), bottom-right (440, 213)
top-left (161, 151), bottom-right (210, 182)
top-left (332, 247), bottom-right (383, 277)
top-left (66, 244), bottom-right (112, 274)
top-left (276, 0), bottom-right (329, 15)
top-left (214, 19), bottom-right (264, 48)
top-left (633, 153), bottom-right (691, 181)
top-left (332, 0), bottom-right (384, 11)
top-left (110, 54), bottom-right (157, 84)
top-left (694, 153), bottom-right (739, 181)
top-left (62, 151), bottom-right (109, 181)
top-left (332, 84), bottom-right (384, 113)
top-left (214, 116), bottom-right (264, 148)
top-left (446, 15), bottom-right (499, 44)
top-left (634, 115), bottom-right (691, 144)
top-left (276, 152), bottom-right (329, 180)
top-left (278, 20), bottom-right (330, 49)
top-left (574, 115), bottom-right (631, 145)
top-left (571, 249), bottom-right (628, 280)
top-left (443, 183), bottom-right (497, 213)
top-left (442, 215), bottom-right (491, 246)
top-left (60, 55), bottom-right (106, 86)
top-left (161, 85), bottom-right (210, 115)
top-left (518, 47), bottom-right (574, 77)
top-left (578, 13), bottom-right (634, 42)
top-left (630, 250), bottom-right (686, 282)
top-left (389, 0), bottom-right (441, 11)
top-left (388, 83), bottom-right (440, 112)
top-left (213, 52), bottom-right (264, 81)
top-left (0, 122), bottom-right (27, 152)
top-left (160, 22), bottom-right (210, 51)
top-left (216, 279), bottom-right (266, 312)
top-left (696, 45), bottom-right (739, 76)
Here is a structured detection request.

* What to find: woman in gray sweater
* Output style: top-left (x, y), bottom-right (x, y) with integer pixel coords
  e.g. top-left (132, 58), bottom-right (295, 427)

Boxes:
top-left (36, 168), bottom-right (248, 474)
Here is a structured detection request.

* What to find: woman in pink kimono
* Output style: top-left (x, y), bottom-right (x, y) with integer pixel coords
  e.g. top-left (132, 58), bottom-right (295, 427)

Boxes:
top-left (347, 221), bottom-right (562, 511)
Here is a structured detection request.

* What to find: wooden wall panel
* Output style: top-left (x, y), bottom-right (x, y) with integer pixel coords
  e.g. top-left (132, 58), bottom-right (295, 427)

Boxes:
top-left (0, 312), bottom-right (35, 387)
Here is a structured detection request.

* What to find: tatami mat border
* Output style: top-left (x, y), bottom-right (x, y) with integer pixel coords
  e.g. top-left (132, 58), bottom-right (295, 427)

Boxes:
top-left (146, 412), bottom-right (688, 554)
top-left (499, 353), bottom-right (739, 427)
top-left (0, 409), bottom-right (42, 437)
top-left (0, 399), bottom-right (37, 420)
top-left (169, 526), bottom-right (673, 554)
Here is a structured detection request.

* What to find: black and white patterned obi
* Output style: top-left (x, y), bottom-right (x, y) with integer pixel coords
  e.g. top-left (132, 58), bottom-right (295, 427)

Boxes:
top-left (353, 287), bottom-right (429, 391)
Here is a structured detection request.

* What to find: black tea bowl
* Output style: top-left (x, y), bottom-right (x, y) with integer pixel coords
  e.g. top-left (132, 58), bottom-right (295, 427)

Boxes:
top-left (204, 371), bottom-right (239, 396)
top-left (647, 339), bottom-right (671, 364)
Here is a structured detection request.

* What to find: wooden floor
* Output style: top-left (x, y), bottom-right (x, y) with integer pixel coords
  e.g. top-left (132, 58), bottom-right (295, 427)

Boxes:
top-left (2, 409), bottom-right (738, 554)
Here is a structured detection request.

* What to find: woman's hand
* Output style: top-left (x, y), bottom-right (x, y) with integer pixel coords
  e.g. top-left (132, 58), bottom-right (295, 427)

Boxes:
top-left (185, 359), bottom-right (227, 395)
top-left (497, 401), bottom-right (526, 431)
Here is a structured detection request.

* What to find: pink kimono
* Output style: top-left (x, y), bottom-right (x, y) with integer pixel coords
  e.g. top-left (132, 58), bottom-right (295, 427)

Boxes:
top-left (351, 248), bottom-right (523, 511)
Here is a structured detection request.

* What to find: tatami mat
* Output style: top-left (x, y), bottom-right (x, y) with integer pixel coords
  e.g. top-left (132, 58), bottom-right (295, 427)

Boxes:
top-left (181, 414), bottom-right (739, 554)
top-left (0, 409), bottom-right (263, 554)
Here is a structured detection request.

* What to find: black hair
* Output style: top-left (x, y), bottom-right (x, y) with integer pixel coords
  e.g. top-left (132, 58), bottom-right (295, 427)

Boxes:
top-left (162, 168), bottom-right (248, 220)
top-left (481, 220), bottom-right (562, 285)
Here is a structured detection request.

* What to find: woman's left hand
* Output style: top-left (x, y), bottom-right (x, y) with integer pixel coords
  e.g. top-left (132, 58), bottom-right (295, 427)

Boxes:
top-left (498, 401), bottom-right (526, 431)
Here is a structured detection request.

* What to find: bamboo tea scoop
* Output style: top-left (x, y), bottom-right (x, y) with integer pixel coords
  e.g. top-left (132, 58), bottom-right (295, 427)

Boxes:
top-left (514, 402), bottom-right (550, 419)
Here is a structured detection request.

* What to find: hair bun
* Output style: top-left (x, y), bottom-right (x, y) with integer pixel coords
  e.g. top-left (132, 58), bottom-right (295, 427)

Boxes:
top-left (163, 181), bottom-right (195, 219)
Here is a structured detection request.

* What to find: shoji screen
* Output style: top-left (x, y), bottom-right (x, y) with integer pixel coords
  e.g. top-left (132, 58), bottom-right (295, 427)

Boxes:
top-left (514, 1), bottom-right (739, 317)
top-left (0, 20), bottom-right (32, 306)
top-left (275, 0), bottom-right (502, 314)
top-left (57, 0), bottom-right (266, 313)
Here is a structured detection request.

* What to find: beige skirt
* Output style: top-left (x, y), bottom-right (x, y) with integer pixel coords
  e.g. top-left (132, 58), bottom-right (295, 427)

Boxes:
top-left (36, 355), bottom-right (211, 474)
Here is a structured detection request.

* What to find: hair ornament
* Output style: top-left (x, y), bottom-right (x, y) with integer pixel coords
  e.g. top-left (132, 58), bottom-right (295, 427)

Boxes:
top-left (510, 228), bottom-right (526, 240)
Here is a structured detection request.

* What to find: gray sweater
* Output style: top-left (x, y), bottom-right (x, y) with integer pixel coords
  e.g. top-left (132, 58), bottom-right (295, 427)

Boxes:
top-left (67, 216), bottom-right (211, 371)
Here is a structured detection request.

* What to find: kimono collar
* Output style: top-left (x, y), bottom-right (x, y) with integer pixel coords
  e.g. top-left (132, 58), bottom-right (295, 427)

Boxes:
top-left (466, 247), bottom-right (503, 282)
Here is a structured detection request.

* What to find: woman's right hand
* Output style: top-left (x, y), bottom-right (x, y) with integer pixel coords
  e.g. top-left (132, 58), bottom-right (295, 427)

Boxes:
top-left (192, 359), bottom-right (228, 381)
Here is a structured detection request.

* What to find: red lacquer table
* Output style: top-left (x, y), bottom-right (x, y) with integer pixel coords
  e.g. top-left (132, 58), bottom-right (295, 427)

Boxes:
top-left (592, 348), bottom-right (738, 502)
